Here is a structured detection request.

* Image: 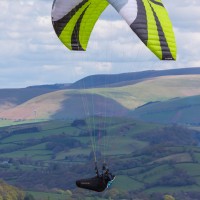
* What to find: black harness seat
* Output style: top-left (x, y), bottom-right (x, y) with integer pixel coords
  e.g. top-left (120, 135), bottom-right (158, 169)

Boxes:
top-left (76, 175), bottom-right (108, 192)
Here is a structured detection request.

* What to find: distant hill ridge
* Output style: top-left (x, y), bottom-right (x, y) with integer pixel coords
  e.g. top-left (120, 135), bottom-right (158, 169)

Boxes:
top-left (70, 67), bottom-right (200, 89)
top-left (27, 83), bottom-right (71, 89)
top-left (26, 67), bottom-right (200, 89)
top-left (1, 67), bottom-right (199, 111)
top-left (1, 67), bottom-right (200, 122)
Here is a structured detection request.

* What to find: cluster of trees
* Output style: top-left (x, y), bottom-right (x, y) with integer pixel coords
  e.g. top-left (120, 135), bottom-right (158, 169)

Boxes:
top-left (10, 127), bottom-right (40, 135)
top-left (0, 180), bottom-right (24, 200)
top-left (0, 133), bottom-right (83, 157)
top-left (157, 168), bottom-right (196, 187)
top-left (143, 168), bottom-right (196, 190)
top-left (173, 192), bottom-right (200, 200)
top-left (0, 127), bottom-right (41, 154)
top-left (0, 162), bottom-right (80, 191)
top-left (71, 119), bottom-right (86, 127)
top-left (147, 192), bottom-right (200, 200)
top-left (45, 134), bottom-right (82, 154)
top-left (135, 125), bottom-right (198, 146)
top-left (0, 179), bottom-right (37, 200)
top-left (0, 127), bottom-right (40, 140)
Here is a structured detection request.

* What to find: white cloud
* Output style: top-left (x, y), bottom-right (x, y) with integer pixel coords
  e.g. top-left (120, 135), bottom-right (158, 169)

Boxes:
top-left (95, 62), bottom-right (112, 72)
top-left (37, 16), bottom-right (51, 29)
top-left (0, 1), bottom-right (9, 16)
top-left (93, 20), bottom-right (129, 39)
top-left (42, 65), bottom-right (62, 71)
top-left (74, 62), bottom-right (113, 78)
top-left (75, 66), bottom-right (85, 77)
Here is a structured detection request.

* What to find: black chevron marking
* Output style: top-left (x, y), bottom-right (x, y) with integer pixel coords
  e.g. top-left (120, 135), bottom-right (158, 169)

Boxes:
top-left (130, 0), bottom-right (148, 45)
top-left (149, 0), bottom-right (164, 7)
top-left (52, 0), bottom-right (89, 37)
top-left (148, 0), bottom-right (173, 60)
top-left (71, 5), bottom-right (90, 50)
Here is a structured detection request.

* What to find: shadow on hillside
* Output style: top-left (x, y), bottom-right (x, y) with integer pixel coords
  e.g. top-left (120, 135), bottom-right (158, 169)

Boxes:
top-left (51, 93), bottom-right (129, 119)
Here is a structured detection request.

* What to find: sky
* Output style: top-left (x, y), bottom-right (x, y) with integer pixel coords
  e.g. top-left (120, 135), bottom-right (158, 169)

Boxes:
top-left (0, 0), bottom-right (200, 88)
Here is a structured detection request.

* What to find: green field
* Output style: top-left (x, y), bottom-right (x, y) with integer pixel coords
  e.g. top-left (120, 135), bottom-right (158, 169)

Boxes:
top-left (25, 191), bottom-right (70, 200)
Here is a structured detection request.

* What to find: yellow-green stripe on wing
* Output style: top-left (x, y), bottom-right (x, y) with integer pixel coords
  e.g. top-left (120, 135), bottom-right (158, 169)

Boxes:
top-left (108, 0), bottom-right (177, 60)
top-left (52, 0), bottom-right (109, 51)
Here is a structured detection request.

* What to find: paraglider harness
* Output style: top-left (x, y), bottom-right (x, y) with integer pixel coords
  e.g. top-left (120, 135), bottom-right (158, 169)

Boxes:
top-left (95, 163), bottom-right (115, 188)
top-left (76, 163), bottom-right (115, 192)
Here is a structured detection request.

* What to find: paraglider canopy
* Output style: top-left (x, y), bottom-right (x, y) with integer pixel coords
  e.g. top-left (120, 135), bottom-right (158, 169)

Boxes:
top-left (52, 0), bottom-right (177, 60)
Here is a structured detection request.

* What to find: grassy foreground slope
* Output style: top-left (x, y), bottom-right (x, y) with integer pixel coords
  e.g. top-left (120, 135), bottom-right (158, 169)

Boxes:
top-left (0, 179), bottom-right (24, 200)
top-left (1, 75), bottom-right (200, 121)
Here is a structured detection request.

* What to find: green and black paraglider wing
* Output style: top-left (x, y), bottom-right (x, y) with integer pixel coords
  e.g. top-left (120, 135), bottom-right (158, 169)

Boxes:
top-left (52, 0), bottom-right (177, 60)
top-left (51, 0), bottom-right (109, 51)
top-left (108, 0), bottom-right (177, 60)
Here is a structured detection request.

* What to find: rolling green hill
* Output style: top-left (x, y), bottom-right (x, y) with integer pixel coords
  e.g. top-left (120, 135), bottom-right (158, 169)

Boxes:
top-left (0, 88), bottom-right (60, 113)
top-left (1, 75), bottom-right (200, 122)
top-left (129, 95), bottom-right (200, 125)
